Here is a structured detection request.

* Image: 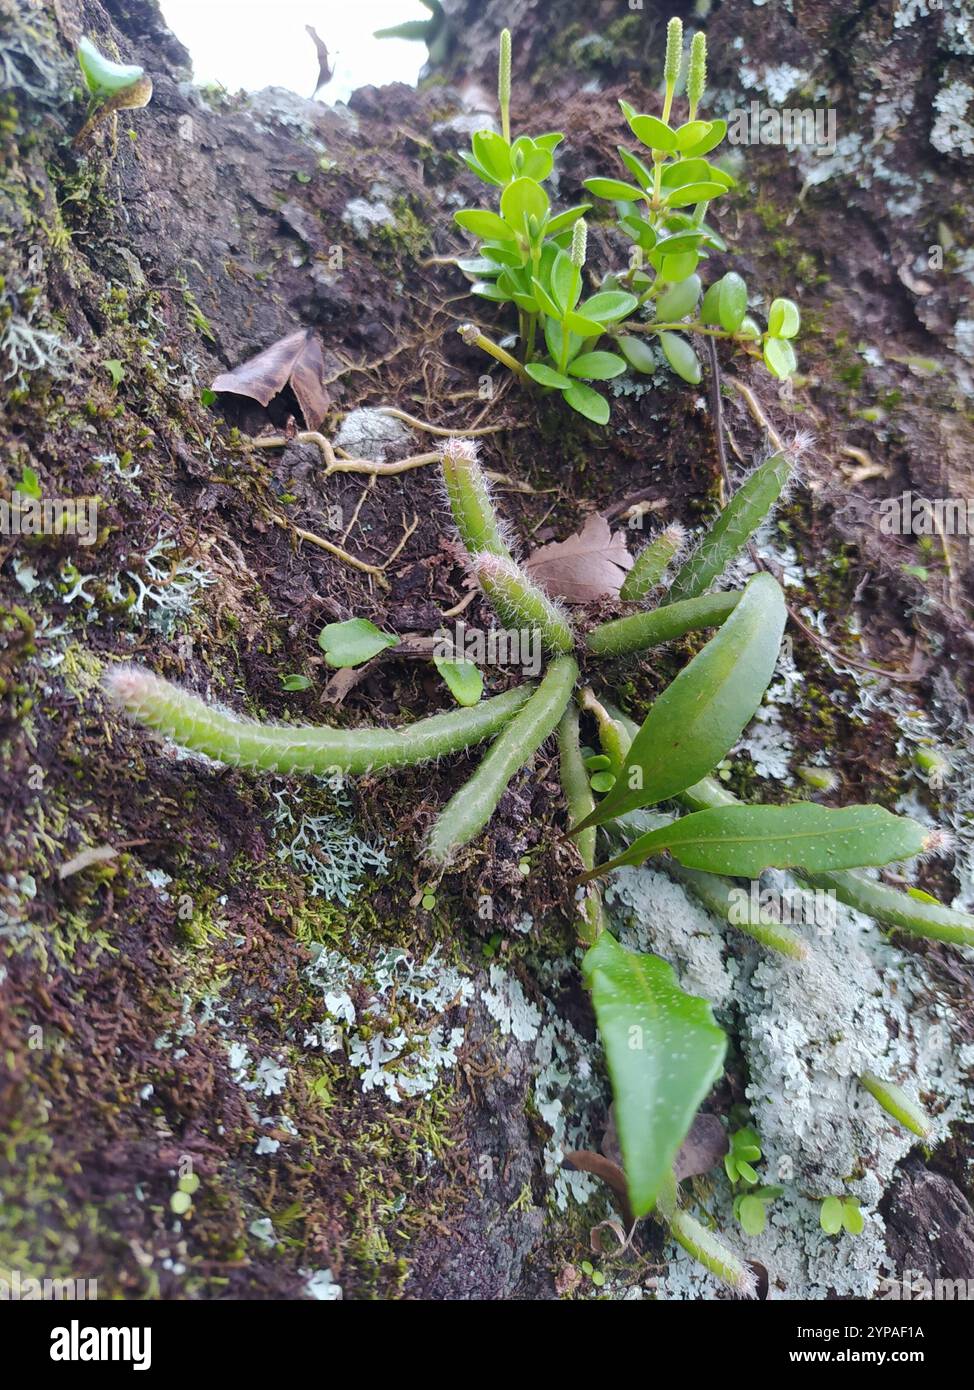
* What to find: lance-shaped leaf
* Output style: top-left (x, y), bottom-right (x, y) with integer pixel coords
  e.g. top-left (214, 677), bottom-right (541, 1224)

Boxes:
top-left (572, 572), bottom-right (785, 833)
top-left (211, 329), bottom-right (329, 430)
top-left (668, 451), bottom-right (791, 602)
top-left (583, 933), bottom-right (726, 1218)
top-left (583, 802), bottom-right (933, 881)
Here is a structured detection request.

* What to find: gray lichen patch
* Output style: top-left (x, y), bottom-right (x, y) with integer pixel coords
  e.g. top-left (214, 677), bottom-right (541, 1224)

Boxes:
top-left (334, 407), bottom-right (415, 462)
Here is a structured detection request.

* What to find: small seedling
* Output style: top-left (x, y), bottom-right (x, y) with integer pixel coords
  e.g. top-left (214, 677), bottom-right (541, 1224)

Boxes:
top-left (453, 20), bottom-right (799, 423)
top-left (74, 37), bottom-right (153, 150)
top-left (820, 1195), bottom-right (864, 1237)
top-left (734, 1186), bottom-right (782, 1237)
top-left (724, 1126), bottom-right (762, 1185)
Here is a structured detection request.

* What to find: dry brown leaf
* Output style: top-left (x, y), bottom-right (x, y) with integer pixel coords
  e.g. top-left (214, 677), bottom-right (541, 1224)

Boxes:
top-left (524, 513), bottom-right (633, 603)
top-left (211, 329), bottom-right (329, 430)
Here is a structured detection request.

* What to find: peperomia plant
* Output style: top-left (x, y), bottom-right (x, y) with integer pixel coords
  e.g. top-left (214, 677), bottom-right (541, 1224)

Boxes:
top-left (453, 20), bottom-right (800, 423)
top-left (105, 433), bottom-right (974, 1293)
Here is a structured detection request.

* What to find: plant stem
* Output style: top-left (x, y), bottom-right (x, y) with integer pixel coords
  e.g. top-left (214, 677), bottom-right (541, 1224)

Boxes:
top-left (105, 666), bottom-right (534, 776)
top-left (585, 591), bottom-right (741, 658)
top-left (428, 656), bottom-right (578, 862)
top-left (558, 706), bottom-right (608, 942)
top-left (475, 553), bottom-right (575, 655)
top-left (459, 323), bottom-right (528, 381)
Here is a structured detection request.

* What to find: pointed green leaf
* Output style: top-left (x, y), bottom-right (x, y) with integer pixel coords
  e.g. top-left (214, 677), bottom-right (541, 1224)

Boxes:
top-left (617, 147), bottom-right (654, 189)
top-left (458, 151), bottom-right (502, 186)
top-left (669, 450), bottom-right (791, 602)
top-left (592, 802), bottom-right (932, 879)
top-left (574, 573), bottom-right (785, 832)
top-left (584, 934), bottom-right (726, 1218)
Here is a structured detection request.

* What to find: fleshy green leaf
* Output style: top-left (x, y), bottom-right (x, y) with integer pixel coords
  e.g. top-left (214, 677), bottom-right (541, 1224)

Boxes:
top-left (458, 150), bottom-right (502, 186)
top-left (530, 276), bottom-right (563, 319)
top-left (616, 335), bottom-right (659, 373)
top-left (859, 1072), bottom-right (931, 1138)
top-left (668, 450), bottom-right (792, 602)
top-left (583, 177), bottom-right (646, 201)
top-left (628, 114), bottom-right (678, 152)
top-left (674, 120), bottom-right (712, 151)
top-left (593, 802), bottom-right (932, 879)
top-left (583, 933), bottom-right (727, 1218)
top-left (454, 209), bottom-right (515, 241)
top-left (545, 204), bottom-right (592, 236)
top-left (500, 177), bottom-right (549, 235)
top-left (433, 656), bottom-right (484, 707)
top-left (318, 618), bottom-right (397, 669)
top-left (280, 674), bottom-right (311, 691)
top-left (820, 1196), bottom-right (844, 1235)
top-left (842, 1199), bottom-right (864, 1236)
top-left (472, 130), bottom-right (513, 184)
top-left (563, 381), bottom-right (610, 424)
top-left (658, 331), bottom-right (701, 384)
top-left (510, 135), bottom-right (553, 182)
top-left (564, 309), bottom-right (607, 337)
top-left (77, 36), bottom-right (145, 97)
top-left (573, 573), bottom-right (785, 831)
top-left (579, 290), bottom-right (638, 324)
top-left (681, 119), bottom-right (728, 158)
top-left (550, 251), bottom-right (581, 314)
top-left (665, 182), bottom-right (728, 208)
top-left (764, 336), bottom-right (797, 379)
top-left (567, 351), bottom-right (627, 380)
top-left (738, 1194), bottom-right (767, 1236)
top-left (768, 297), bottom-right (801, 339)
top-left (617, 147), bottom-right (654, 189)
top-left (655, 274), bottom-right (701, 321)
top-left (525, 362), bottom-right (573, 389)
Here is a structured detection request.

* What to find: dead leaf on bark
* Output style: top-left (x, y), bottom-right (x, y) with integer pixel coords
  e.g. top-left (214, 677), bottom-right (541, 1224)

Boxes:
top-left (524, 513), bottom-right (633, 603)
top-left (211, 329), bottom-right (329, 430)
